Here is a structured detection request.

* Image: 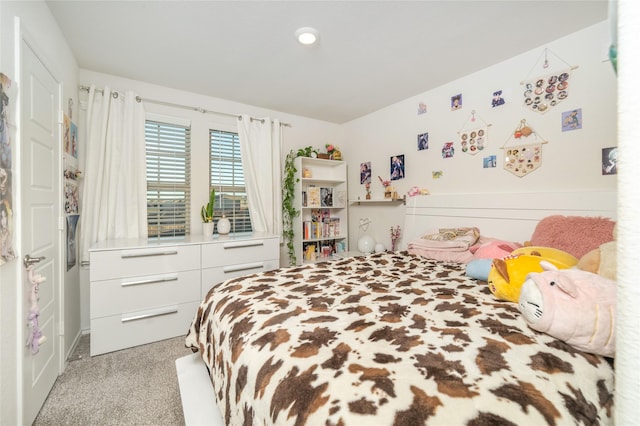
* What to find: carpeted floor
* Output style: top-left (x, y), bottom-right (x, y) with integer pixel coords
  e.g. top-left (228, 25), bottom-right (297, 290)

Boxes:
top-left (33, 334), bottom-right (192, 425)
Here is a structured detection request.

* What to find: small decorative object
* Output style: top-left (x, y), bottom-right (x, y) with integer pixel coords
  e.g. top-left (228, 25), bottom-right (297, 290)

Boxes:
top-left (217, 215), bottom-right (231, 235)
top-left (357, 235), bottom-right (376, 254)
top-left (302, 167), bottom-right (312, 178)
top-left (390, 226), bottom-right (401, 251)
top-left (374, 242), bottom-right (386, 253)
top-left (378, 176), bottom-right (394, 199)
top-left (26, 267), bottom-right (47, 354)
top-left (365, 182), bottom-right (371, 200)
top-left (325, 143), bottom-right (341, 160)
top-left (407, 186), bottom-right (430, 197)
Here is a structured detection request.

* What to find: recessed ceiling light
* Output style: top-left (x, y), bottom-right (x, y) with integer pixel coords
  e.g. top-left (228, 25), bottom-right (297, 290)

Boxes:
top-left (295, 27), bottom-right (319, 45)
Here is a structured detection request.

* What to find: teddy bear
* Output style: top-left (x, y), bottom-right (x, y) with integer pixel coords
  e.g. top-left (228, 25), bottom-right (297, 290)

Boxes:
top-left (518, 261), bottom-right (616, 358)
top-left (487, 246), bottom-right (578, 303)
top-left (577, 223), bottom-right (617, 280)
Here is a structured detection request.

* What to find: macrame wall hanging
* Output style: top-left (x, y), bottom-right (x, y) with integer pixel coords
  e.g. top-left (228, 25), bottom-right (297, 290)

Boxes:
top-left (521, 48), bottom-right (578, 114)
top-left (457, 110), bottom-right (491, 155)
top-left (501, 119), bottom-right (547, 177)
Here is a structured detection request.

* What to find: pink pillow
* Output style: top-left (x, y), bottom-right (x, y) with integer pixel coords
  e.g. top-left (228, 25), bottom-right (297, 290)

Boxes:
top-left (529, 215), bottom-right (615, 259)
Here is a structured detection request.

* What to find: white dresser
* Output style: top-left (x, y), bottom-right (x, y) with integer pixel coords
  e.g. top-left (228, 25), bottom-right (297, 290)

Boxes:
top-left (89, 233), bottom-right (280, 356)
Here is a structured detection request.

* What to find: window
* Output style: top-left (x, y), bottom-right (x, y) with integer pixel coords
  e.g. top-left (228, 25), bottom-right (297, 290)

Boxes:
top-left (209, 129), bottom-right (252, 233)
top-left (146, 119), bottom-right (191, 238)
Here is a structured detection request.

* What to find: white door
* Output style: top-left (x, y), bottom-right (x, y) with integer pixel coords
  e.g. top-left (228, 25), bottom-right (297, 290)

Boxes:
top-left (20, 36), bottom-right (62, 425)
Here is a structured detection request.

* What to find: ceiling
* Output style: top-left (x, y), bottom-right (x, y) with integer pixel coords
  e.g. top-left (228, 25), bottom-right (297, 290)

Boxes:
top-left (46, 1), bottom-right (609, 124)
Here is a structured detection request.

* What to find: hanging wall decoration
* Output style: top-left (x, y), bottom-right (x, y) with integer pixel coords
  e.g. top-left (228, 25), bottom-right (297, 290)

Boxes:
top-left (521, 48), bottom-right (577, 114)
top-left (1, 73), bottom-right (17, 266)
top-left (501, 119), bottom-right (547, 178)
top-left (457, 110), bottom-right (491, 155)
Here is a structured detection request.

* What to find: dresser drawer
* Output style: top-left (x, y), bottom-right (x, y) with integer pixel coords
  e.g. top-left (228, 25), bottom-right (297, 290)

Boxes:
top-left (90, 301), bottom-right (200, 356)
top-left (90, 244), bottom-right (200, 281)
top-left (201, 237), bottom-right (279, 269)
top-left (91, 270), bottom-right (201, 319)
top-left (201, 259), bottom-right (280, 298)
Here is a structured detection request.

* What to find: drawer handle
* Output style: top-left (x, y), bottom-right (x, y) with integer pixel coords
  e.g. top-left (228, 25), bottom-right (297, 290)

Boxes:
top-left (223, 240), bottom-right (264, 249)
top-left (121, 306), bottom-right (178, 323)
top-left (121, 275), bottom-right (178, 287)
top-left (223, 262), bottom-right (264, 274)
top-left (121, 250), bottom-right (179, 259)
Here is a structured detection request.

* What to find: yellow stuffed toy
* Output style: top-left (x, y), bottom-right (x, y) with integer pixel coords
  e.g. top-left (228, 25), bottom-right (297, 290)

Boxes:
top-left (487, 246), bottom-right (579, 303)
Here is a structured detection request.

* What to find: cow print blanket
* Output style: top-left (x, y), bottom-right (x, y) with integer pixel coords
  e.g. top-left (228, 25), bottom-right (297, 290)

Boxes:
top-left (186, 251), bottom-right (614, 425)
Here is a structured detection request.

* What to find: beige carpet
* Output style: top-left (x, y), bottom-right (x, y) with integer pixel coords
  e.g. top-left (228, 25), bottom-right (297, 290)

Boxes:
top-left (33, 334), bottom-right (192, 425)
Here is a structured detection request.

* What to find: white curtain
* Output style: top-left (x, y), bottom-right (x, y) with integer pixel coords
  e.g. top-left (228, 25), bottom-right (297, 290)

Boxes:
top-left (79, 86), bottom-right (147, 263)
top-left (237, 115), bottom-right (283, 237)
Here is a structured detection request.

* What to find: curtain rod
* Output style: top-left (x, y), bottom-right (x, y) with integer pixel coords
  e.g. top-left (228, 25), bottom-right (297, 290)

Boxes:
top-left (78, 85), bottom-right (292, 128)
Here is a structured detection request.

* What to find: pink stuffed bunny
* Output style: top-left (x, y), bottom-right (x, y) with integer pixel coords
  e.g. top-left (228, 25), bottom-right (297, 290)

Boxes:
top-left (518, 261), bottom-right (616, 357)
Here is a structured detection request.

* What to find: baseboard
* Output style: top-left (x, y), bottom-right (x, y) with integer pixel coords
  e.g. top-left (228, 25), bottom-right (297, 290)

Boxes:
top-left (175, 353), bottom-right (224, 426)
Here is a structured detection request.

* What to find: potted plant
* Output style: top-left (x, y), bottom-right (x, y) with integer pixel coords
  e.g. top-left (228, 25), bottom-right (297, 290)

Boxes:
top-left (282, 146), bottom-right (317, 264)
top-left (201, 188), bottom-right (215, 237)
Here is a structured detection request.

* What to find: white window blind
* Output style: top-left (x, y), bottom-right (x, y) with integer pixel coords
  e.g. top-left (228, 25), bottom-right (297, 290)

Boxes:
top-left (209, 129), bottom-right (252, 233)
top-left (146, 120), bottom-right (191, 238)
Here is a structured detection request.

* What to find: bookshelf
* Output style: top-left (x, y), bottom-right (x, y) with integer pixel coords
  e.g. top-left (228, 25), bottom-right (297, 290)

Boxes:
top-left (293, 157), bottom-right (348, 264)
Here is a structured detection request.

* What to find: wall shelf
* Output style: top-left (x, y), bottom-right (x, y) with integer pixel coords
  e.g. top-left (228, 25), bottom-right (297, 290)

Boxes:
top-left (349, 196), bottom-right (406, 205)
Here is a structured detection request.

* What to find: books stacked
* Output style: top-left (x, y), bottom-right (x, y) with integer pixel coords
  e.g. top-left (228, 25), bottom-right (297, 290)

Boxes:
top-left (303, 216), bottom-right (340, 240)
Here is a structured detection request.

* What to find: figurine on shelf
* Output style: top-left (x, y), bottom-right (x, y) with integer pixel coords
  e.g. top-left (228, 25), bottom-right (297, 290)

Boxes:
top-left (378, 176), bottom-right (394, 199)
top-left (390, 225), bottom-right (401, 251)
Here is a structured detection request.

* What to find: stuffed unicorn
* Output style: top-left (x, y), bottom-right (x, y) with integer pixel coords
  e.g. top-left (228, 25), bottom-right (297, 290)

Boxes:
top-left (518, 261), bottom-right (616, 358)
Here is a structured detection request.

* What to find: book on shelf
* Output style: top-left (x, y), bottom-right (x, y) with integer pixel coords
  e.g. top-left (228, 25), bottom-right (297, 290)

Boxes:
top-left (302, 215), bottom-right (340, 240)
top-left (320, 187), bottom-right (333, 207)
top-left (307, 186), bottom-right (321, 207)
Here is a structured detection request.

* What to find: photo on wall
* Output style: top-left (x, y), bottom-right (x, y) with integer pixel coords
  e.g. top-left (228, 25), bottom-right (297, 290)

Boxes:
top-left (66, 214), bottom-right (80, 271)
top-left (360, 161), bottom-right (371, 184)
top-left (417, 132), bottom-right (429, 151)
top-left (390, 155), bottom-right (405, 181)
top-left (491, 90), bottom-right (506, 108)
top-left (602, 146), bottom-right (618, 175)
top-left (451, 94), bottom-right (462, 110)
top-left (483, 155), bottom-right (497, 168)
top-left (562, 108), bottom-right (582, 132)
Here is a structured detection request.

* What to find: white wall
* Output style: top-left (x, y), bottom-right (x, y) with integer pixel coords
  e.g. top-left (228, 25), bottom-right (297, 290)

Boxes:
top-left (340, 21), bottom-right (617, 250)
top-left (76, 69), bottom-right (342, 330)
top-left (0, 1), bottom-right (79, 424)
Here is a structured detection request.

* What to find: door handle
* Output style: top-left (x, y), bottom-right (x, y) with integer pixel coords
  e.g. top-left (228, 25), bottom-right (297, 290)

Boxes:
top-left (24, 254), bottom-right (45, 269)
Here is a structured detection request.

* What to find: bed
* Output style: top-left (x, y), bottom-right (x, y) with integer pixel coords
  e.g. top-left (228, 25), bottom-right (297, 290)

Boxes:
top-left (181, 191), bottom-right (616, 425)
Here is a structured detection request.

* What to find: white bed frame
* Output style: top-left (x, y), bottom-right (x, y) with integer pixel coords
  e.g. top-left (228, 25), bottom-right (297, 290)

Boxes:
top-left (402, 190), bottom-right (616, 247)
top-left (176, 189), bottom-right (617, 425)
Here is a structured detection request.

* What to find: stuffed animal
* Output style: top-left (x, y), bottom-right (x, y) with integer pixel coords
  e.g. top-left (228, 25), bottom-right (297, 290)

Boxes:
top-left (465, 240), bottom-right (522, 281)
top-left (577, 223), bottom-right (617, 280)
top-left (518, 261), bottom-right (616, 358)
top-left (469, 239), bottom-right (522, 259)
top-left (487, 246), bottom-right (578, 303)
